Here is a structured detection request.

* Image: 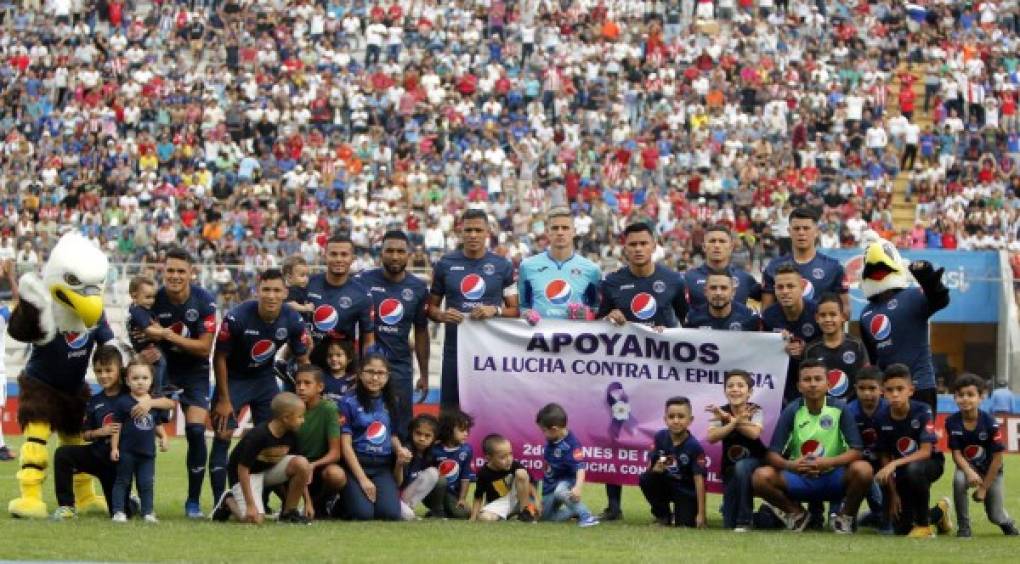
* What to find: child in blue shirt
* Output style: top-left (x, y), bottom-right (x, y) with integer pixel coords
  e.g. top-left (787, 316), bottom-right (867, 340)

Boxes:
top-left (535, 403), bottom-right (599, 527)
top-left (427, 409), bottom-right (475, 519)
top-left (641, 396), bottom-right (708, 528)
top-left (126, 276), bottom-right (167, 394)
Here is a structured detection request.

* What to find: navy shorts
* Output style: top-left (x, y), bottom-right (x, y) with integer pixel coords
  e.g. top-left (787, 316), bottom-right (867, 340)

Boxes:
top-left (212, 375), bottom-right (280, 429)
top-left (167, 367), bottom-right (211, 410)
top-left (783, 467), bottom-right (846, 503)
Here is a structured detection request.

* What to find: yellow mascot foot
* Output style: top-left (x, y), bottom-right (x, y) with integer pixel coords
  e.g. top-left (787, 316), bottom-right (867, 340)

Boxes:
top-left (73, 473), bottom-right (108, 515)
top-left (75, 495), bottom-right (108, 516)
top-left (8, 496), bottom-right (48, 519)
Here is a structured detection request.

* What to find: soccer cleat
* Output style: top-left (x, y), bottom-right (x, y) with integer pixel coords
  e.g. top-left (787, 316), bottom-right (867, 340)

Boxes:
top-left (50, 506), bottom-right (77, 521)
top-left (211, 492), bottom-right (234, 522)
top-left (784, 510), bottom-right (810, 532)
top-left (598, 507), bottom-right (623, 521)
top-left (1001, 522), bottom-right (1019, 536)
top-left (278, 510), bottom-right (312, 525)
top-left (112, 512), bottom-right (128, 523)
top-left (0, 446), bottom-right (15, 461)
top-left (936, 497), bottom-right (954, 534)
top-left (957, 525), bottom-right (972, 538)
top-left (185, 500), bottom-right (204, 519)
top-left (577, 515), bottom-right (600, 528)
top-left (907, 525), bottom-right (935, 538)
top-left (831, 514), bottom-right (855, 535)
top-left (143, 514), bottom-right (159, 523)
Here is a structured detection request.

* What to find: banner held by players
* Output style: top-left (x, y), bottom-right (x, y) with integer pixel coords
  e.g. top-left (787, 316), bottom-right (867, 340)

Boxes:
top-left (458, 320), bottom-right (790, 492)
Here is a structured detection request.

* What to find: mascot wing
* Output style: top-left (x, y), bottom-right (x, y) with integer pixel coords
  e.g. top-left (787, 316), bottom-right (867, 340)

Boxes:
top-left (7, 272), bottom-right (55, 345)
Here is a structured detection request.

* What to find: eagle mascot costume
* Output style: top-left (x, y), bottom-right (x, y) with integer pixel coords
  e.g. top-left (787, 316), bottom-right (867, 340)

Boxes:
top-left (858, 232), bottom-right (949, 410)
top-left (8, 232), bottom-right (112, 518)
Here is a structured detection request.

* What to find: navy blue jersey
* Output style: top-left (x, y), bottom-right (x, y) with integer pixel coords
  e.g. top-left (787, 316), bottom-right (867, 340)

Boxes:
top-left (762, 253), bottom-right (847, 303)
top-left (356, 268), bottom-right (429, 368)
top-left (684, 264), bottom-right (762, 309)
top-left (24, 315), bottom-right (115, 395)
top-left (127, 304), bottom-right (156, 352)
top-left (685, 302), bottom-right (761, 331)
top-left (945, 410), bottom-right (1004, 476)
top-left (597, 265), bottom-right (687, 328)
top-left (216, 301), bottom-right (308, 380)
top-left (323, 373), bottom-right (356, 406)
top-left (112, 394), bottom-right (162, 457)
top-left (717, 403), bottom-right (767, 477)
top-left (430, 250), bottom-right (515, 351)
top-left (84, 390), bottom-right (123, 458)
top-left (286, 285), bottom-right (311, 323)
top-left (803, 334), bottom-right (869, 402)
top-left (875, 400), bottom-right (940, 461)
top-left (151, 285), bottom-right (217, 372)
top-left (339, 394), bottom-right (393, 458)
top-left (760, 301), bottom-right (820, 341)
top-left (431, 443), bottom-right (476, 495)
top-left (542, 430), bottom-right (586, 495)
top-left (401, 449), bottom-right (437, 487)
top-left (848, 398), bottom-right (887, 467)
top-left (860, 288), bottom-right (937, 390)
top-left (306, 274), bottom-right (375, 348)
top-left (648, 429), bottom-right (707, 497)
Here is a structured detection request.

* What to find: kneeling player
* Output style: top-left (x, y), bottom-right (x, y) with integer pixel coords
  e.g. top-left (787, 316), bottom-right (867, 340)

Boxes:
top-left (470, 434), bottom-right (538, 522)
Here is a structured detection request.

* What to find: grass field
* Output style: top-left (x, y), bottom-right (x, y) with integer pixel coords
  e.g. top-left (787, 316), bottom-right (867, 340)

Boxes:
top-left (1, 438), bottom-right (1019, 563)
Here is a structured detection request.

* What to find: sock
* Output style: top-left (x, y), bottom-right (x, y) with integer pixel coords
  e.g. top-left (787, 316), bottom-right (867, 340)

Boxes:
top-left (606, 484), bottom-right (622, 511)
top-left (208, 437), bottom-right (230, 503)
top-left (185, 423), bottom-right (208, 504)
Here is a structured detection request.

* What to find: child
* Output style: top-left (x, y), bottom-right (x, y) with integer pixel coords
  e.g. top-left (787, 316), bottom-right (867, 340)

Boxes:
top-left (847, 367), bottom-right (890, 531)
top-left (535, 402), bottom-right (599, 527)
top-left (110, 359), bottom-right (169, 523)
top-left (126, 275), bottom-right (167, 394)
top-left (873, 364), bottom-right (953, 537)
top-left (52, 346), bottom-right (174, 519)
top-left (337, 354), bottom-right (411, 521)
top-left (211, 392), bottom-right (314, 524)
top-left (803, 293), bottom-right (869, 402)
top-left (427, 408), bottom-right (476, 519)
top-left (283, 255), bottom-right (313, 321)
top-left (293, 364), bottom-right (347, 517)
top-left (470, 433), bottom-right (538, 522)
top-left (0, 258), bottom-right (16, 461)
top-left (315, 339), bottom-right (357, 405)
top-left (395, 414), bottom-right (441, 520)
top-left (641, 396), bottom-right (707, 528)
top-left (707, 370), bottom-right (765, 531)
top-left (946, 373), bottom-right (1019, 537)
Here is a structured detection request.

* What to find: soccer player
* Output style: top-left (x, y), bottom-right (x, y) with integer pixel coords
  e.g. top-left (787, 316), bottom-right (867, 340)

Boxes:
top-left (356, 230), bottom-right (430, 440)
top-left (597, 221), bottom-right (687, 521)
top-left (428, 209), bottom-right (518, 409)
top-left (761, 264), bottom-right (821, 403)
top-left (685, 270), bottom-right (760, 331)
top-left (803, 293), bottom-right (869, 403)
top-left (761, 207), bottom-right (848, 311)
top-left (945, 373), bottom-right (1017, 537)
top-left (873, 364), bottom-right (953, 538)
top-left (142, 247), bottom-right (216, 518)
top-left (209, 269), bottom-right (310, 504)
top-left (683, 225), bottom-right (761, 309)
top-left (306, 234), bottom-right (375, 357)
top-left (751, 359), bottom-right (874, 534)
top-left (517, 207), bottom-right (601, 321)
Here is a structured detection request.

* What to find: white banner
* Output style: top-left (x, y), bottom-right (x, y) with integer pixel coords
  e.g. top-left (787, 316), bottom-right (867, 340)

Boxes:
top-left (458, 319), bottom-right (789, 491)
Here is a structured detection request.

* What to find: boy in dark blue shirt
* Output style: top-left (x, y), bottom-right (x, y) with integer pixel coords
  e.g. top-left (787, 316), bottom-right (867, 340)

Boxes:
top-left (127, 275), bottom-right (166, 394)
top-left (945, 373), bottom-right (1018, 537)
top-left (535, 403), bottom-right (599, 527)
top-left (640, 396), bottom-right (707, 528)
top-left (847, 367), bottom-right (889, 531)
top-left (874, 364), bottom-right (953, 538)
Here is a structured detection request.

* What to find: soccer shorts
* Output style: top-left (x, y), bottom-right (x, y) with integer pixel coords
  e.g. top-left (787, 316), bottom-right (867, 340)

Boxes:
top-left (168, 368), bottom-right (211, 410)
top-left (229, 455), bottom-right (295, 516)
top-left (783, 467), bottom-right (847, 503)
top-left (480, 483), bottom-right (520, 520)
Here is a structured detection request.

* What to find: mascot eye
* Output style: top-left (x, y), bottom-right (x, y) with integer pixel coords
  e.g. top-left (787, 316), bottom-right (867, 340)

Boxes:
top-left (64, 273), bottom-right (82, 286)
top-left (882, 243), bottom-right (896, 258)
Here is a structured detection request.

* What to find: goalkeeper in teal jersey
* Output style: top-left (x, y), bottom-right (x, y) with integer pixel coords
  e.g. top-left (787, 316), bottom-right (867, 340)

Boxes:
top-left (517, 209), bottom-right (602, 321)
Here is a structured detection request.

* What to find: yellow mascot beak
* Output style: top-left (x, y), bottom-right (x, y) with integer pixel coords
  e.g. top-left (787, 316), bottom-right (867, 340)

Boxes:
top-left (51, 284), bottom-right (104, 328)
top-left (862, 242), bottom-right (904, 282)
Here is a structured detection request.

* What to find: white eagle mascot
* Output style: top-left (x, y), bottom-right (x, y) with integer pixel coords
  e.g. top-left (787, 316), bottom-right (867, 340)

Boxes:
top-left (8, 232), bottom-right (111, 518)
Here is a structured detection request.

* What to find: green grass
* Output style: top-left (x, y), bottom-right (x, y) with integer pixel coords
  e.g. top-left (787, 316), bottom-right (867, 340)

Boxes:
top-left (1, 438), bottom-right (1019, 562)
